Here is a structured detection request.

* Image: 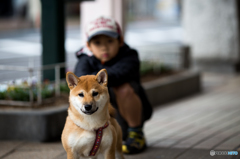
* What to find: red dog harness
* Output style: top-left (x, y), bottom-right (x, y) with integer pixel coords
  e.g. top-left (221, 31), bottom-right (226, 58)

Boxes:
top-left (89, 122), bottom-right (109, 156)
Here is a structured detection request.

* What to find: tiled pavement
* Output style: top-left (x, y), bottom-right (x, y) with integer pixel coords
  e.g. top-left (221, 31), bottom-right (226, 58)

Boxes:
top-left (0, 72), bottom-right (240, 159)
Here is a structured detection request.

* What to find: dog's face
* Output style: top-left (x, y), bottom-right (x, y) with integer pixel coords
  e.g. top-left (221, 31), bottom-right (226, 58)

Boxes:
top-left (66, 69), bottom-right (109, 116)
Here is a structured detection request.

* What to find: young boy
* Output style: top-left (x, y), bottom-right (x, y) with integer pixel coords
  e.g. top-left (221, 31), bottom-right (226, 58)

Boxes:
top-left (74, 16), bottom-right (152, 154)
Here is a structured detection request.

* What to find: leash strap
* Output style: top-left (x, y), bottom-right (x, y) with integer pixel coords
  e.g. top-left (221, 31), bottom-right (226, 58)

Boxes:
top-left (89, 122), bottom-right (109, 156)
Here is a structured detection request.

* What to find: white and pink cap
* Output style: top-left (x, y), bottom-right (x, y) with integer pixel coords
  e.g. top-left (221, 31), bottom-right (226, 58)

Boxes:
top-left (86, 16), bottom-right (122, 42)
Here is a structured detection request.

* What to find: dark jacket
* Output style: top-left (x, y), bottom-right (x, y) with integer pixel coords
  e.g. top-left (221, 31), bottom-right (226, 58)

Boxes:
top-left (74, 44), bottom-right (152, 121)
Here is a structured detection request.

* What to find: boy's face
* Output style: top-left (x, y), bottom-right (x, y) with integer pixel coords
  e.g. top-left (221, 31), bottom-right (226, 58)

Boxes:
top-left (87, 35), bottom-right (122, 63)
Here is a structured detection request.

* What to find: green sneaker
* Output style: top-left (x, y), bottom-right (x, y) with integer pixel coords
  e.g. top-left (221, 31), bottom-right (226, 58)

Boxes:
top-left (122, 131), bottom-right (147, 154)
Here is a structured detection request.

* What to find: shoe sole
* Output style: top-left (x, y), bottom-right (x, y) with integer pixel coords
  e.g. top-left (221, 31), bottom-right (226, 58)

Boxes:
top-left (123, 144), bottom-right (147, 155)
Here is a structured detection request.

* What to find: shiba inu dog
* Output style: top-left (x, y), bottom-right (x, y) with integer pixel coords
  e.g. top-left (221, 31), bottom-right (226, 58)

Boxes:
top-left (62, 69), bottom-right (124, 159)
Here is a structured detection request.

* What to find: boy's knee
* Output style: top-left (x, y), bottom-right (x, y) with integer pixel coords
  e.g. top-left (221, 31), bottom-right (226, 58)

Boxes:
top-left (113, 83), bottom-right (134, 99)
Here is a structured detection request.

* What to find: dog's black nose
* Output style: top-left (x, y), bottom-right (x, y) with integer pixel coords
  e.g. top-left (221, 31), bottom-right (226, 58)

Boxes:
top-left (85, 105), bottom-right (92, 111)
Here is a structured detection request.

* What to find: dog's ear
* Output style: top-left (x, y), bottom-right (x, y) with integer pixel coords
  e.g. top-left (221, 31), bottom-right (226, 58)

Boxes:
top-left (96, 69), bottom-right (108, 86)
top-left (66, 72), bottom-right (80, 89)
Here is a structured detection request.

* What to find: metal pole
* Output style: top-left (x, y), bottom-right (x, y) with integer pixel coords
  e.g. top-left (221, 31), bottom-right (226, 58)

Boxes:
top-left (29, 68), bottom-right (34, 105)
top-left (41, 0), bottom-right (66, 81)
top-left (28, 58), bottom-right (34, 106)
top-left (180, 45), bottom-right (191, 69)
top-left (37, 69), bottom-right (42, 105)
top-left (55, 65), bottom-right (60, 96)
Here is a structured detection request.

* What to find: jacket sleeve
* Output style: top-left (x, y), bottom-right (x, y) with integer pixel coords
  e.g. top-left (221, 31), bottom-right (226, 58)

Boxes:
top-left (105, 51), bottom-right (140, 87)
top-left (74, 54), bottom-right (93, 77)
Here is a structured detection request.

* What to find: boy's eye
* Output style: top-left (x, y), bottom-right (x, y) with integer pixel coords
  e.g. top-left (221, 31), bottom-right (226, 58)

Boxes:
top-left (92, 92), bottom-right (98, 96)
top-left (79, 93), bottom-right (84, 97)
top-left (108, 39), bottom-right (113, 43)
top-left (93, 41), bottom-right (100, 45)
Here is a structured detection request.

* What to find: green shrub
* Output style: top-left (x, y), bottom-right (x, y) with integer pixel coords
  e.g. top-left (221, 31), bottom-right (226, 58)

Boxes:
top-left (0, 62), bottom-right (172, 102)
top-left (1, 84), bottom-right (55, 102)
top-left (140, 61), bottom-right (172, 76)
top-left (41, 86), bottom-right (54, 99)
top-left (60, 82), bottom-right (69, 93)
top-left (7, 87), bottom-right (30, 101)
top-left (0, 91), bottom-right (6, 100)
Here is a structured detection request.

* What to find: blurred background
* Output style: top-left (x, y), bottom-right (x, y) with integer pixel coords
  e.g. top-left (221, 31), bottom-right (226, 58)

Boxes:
top-left (0, 0), bottom-right (239, 82)
top-left (0, 0), bottom-right (240, 125)
top-left (0, 0), bottom-right (184, 82)
top-left (0, 0), bottom-right (240, 158)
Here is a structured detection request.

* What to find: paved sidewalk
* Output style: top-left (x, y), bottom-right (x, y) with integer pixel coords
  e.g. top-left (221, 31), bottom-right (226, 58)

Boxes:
top-left (0, 72), bottom-right (240, 159)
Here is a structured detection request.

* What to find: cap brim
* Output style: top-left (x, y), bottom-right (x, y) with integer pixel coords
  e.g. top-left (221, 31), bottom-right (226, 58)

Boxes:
top-left (87, 31), bottom-right (119, 42)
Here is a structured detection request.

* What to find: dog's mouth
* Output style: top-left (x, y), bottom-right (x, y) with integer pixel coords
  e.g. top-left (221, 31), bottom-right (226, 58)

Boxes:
top-left (81, 107), bottom-right (98, 115)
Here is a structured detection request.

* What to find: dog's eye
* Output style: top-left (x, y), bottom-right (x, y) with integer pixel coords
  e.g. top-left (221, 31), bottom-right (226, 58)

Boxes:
top-left (79, 93), bottom-right (84, 97)
top-left (92, 92), bottom-right (98, 96)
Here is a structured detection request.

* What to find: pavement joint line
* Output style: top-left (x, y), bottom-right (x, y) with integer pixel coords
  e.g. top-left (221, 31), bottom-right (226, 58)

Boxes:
top-left (148, 113), bottom-right (218, 146)
top-left (52, 151), bottom-right (66, 159)
top-left (213, 131), bottom-right (240, 150)
top-left (0, 141), bottom-right (26, 159)
top-left (147, 109), bottom-right (226, 138)
top-left (148, 111), bottom-right (199, 122)
top-left (145, 111), bottom-right (201, 130)
top-left (0, 149), bottom-right (16, 159)
top-left (146, 108), bottom-right (221, 136)
top-left (192, 87), bottom-right (239, 100)
top-left (233, 144), bottom-right (240, 152)
top-left (180, 118), bottom-right (240, 149)
top-left (194, 120), bottom-right (240, 149)
top-left (168, 110), bottom-right (240, 148)
top-left (171, 120), bottom-right (240, 159)
top-left (150, 105), bottom-right (203, 116)
top-left (147, 107), bottom-right (236, 140)
top-left (145, 113), bottom-right (200, 135)
top-left (151, 108), bottom-right (240, 148)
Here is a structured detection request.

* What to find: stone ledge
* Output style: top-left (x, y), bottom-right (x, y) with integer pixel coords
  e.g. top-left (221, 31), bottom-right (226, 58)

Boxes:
top-left (0, 105), bottom-right (68, 141)
top-left (0, 71), bottom-right (201, 141)
top-left (143, 71), bottom-right (201, 106)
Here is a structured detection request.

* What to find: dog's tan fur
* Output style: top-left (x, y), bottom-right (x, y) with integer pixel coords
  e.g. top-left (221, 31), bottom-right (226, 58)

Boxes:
top-left (62, 69), bottom-right (124, 159)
